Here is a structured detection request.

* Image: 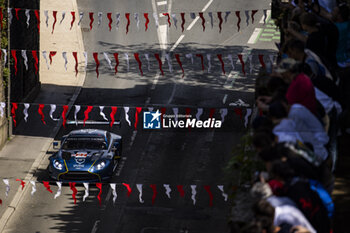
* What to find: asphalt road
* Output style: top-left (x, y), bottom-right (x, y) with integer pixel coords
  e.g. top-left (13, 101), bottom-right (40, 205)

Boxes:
top-left (2, 0), bottom-right (274, 232)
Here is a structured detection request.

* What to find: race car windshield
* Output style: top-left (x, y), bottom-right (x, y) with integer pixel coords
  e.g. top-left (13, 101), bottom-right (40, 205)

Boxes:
top-left (61, 137), bottom-right (107, 150)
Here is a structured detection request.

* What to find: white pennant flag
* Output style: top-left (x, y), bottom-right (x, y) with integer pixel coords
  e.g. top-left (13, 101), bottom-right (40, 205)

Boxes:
top-left (220, 108), bottom-right (228, 123)
top-left (124, 53), bottom-right (129, 72)
top-left (74, 105), bottom-right (81, 125)
top-left (21, 50), bottom-right (28, 70)
top-left (62, 52), bottom-right (68, 71)
top-left (54, 182), bottom-right (62, 199)
top-left (49, 104), bottom-right (58, 121)
top-left (263, 9), bottom-right (267, 24)
top-left (136, 184), bottom-right (144, 203)
top-left (44, 10), bottom-right (49, 27)
top-left (153, 13), bottom-right (159, 28)
top-left (268, 54), bottom-right (274, 67)
top-left (83, 51), bottom-right (88, 71)
top-left (99, 106), bottom-right (108, 121)
top-left (196, 108), bottom-right (203, 120)
top-left (165, 53), bottom-right (173, 73)
top-left (103, 52), bottom-right (113, 70)
top-left (144, 54), bottom-right (150, 71)
top-left (42, 51), bottom-right (50, 70)
top-left (173, 108), bottom-right (179, 123)
top-left (23, 103), bottom-right (30, 122)
top-left (228, 54), bottom-right (235, 71)
top-left (110, 183), bottom-right (117, 204)
top-left (78, 12), bottom-right (84, 25)
top-left (124, 107), bottom-right (131, 126)
top-left (185, 53), bottom-right (194, 65)
top-left (224, 11), bottom-right (231, 23)
top-left (163, 184), bottom-right (171, 199)
top-left (25, 9), bottom-right (30, 28)
top-left (98, 12), bottom-right (103, 27)
top-left (134, 13), bottom-right (140, 30)
top-left (244, 108), bottom-right (252, 128)
top-left (190, 185), bottom-right (197, 205)
top-left (217, 185), bottom-right (228, 201)
top-left (245, 10), bottom-right (249, 26)
top-left (30, 181), bottom-right (36, 196)
top-left (190, 12), bottom-right (196, 19)
top-left (115, 13), bottom-right (121, 30)
top-left (60, 11), bottom-right (66, 24)
top-left (172, 14), bottom-right (178, 29)
top-left (83, 182), bottom-right (89, 201)
top-left (208, 12), bottom-right (213, 28)
top-left (248, 55), bottom-right (253, 75)
top-left (148, 107), bottom-right (154, 112)
top-left (207, 54), bottom-right (211, 73)
top-left (0, 102), bottom-right (6, 118)
top-left (2, 49), bottom-right (7, 66)
top-left (3, 179), bottom-right (10, 197)
top-left (8, 8), bottom-right (13, 25)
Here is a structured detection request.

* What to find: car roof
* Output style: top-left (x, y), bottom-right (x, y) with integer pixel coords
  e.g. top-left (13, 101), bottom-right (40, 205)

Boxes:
top-left (68, 129), bottom-right (107, 137)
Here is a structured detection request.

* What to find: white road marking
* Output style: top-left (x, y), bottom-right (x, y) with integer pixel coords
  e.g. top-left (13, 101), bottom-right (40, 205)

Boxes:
top-left (186, 0), bottom-right (213, 30)
top-left (151, 73), bottom-right (160, 90)
top-left (202, 0), bottom-right (214, 12)
top-left (247, 28), bottom-right (262, 44)
top-left (259, 10), bottom-right (271, 24)
top-left (91, 220), bottom-right (100, 233)
top-left (223, 94), bottom-right (228, 104)
top-left (159, 13), bottom-right (165, 17)
top-left (157, 1), bottom-right (167, 6)
top-left (170, 34), bottom-right (185, 51)
top-left (129, 130), bottom-right (138, 147)
top-left (145, 96), bottom-right (151, 104)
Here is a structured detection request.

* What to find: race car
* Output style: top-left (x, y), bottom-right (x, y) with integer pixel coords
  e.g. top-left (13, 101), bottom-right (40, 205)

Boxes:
top-left (48, 129), bottom-right (122, 182)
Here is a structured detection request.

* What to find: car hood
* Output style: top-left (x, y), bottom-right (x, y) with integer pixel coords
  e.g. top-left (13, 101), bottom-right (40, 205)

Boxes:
top-left (58, 150), bottom-right (106, 171)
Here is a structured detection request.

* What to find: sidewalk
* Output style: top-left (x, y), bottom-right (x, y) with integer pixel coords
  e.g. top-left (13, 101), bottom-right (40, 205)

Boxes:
top-left (0, 0), bottom-right (85, 231)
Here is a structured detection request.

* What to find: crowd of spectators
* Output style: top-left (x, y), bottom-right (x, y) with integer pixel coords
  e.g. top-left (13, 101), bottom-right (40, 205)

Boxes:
top-left (232, 0), bottom-right (350, 232)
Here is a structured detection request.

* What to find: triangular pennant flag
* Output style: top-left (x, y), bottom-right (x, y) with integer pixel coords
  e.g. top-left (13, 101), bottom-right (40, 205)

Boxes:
top-left (165, 53), bottom-right (173, 73)
top-left (3, 179), bottom-right (10, 197)
top-left (70, 11), bottom-right (76, 30)
top-left (134, 13), bottom-right (140, 30)
top-left (204, 185), bottom-right (214, 206)
top-left (258, 54), bottom-right (266, 69)
top-left (208, 12), bottom-right (213, 28)
top-left (52, 11), bottom-right (57, 33)
top-left (154, 53), bottom-right (164, 75)
top-left (180, 13), bottom-right (185, 32)
top-left (110, 183), bottom-right (117, 204)
top-left (244, 108), bottom-right (252, 128)
top-left (43, 181), bottom-right (53, 193)
top-left (72, 52), bottom-right (78, 76)
top-left (144, 13), bottom-right (149, 31)
top-left (235, 11), bottom-right (241, 31)
top-left (42, 51), bottom-right (50, 70)
top-left (1, 49), bottom-right (7, 66)
top-left (84, 51), bottom-right (88, 71)
top-left (171, 13), bottom-right (177, 29)
top-left (163, 13), bottom-right (171, 27)
top-left (228, 54), bottom-right (235, 71)
top-left (23, 103), bottom-right (30, 122)
top-left (44, 10), bottom-right (49, 27)
top-left (54, 182), bottom-right (62, 199)
top-left (217, 185), bottom-right (228, 201)
top-left (14, 8), bottom-right (20, 20)
top-left (11, 103), bottom-right (18, 127)
top-left (49, 51), bottom-right (56, 65)
top-left (96, 183), bottom-right (102, 205)
top-left (30, 181), bottom-right (36, 196)
top-left (124, 53), bottom-right (129, 72)
top-left (124, 107), bottom-right (131, 126)
top-left (93, 52), bottom-right (100, 78)
top-left (25, 9), bottom-right (30, 28)
top-left (196, 54), bottom-right (204, 71)
top-left (199, 12), bottom-right (205, 31)
top-left (177, 185), bottom-right (185, 197)
top-left (74, 105), bottom-right (81, 126)
top-left (134, 107), bottom-right (142, 130)
top-left (234, 108), bottom-right (243, 119)
top-left (98, 12), bottom-right (103, 27)
top-left (196, 108), bottom-right (203, 120)
top-left (263, 9), bottom-right (267, 24)
top-left (99, 106), bottom-right (108, 121)
top-left (49, 104), bottom-right (57, 121)
top-left (69, 182), bottom-right (78, 204)
top-left (60, 11), bottom-right (66, 24)
top-left (217, 54), bottom-right (225, 75)
top-left (21, 50), bottom-right (28, 70)
top-left (11, 50), bottom-right (17, 76)
top-left (113, 52), bottom-right (119, 74)
top-left (237, 54), bottom-right (245, 76)
top-left (107, 13), bottom-right (113, 31)
top-left (144, 54), bottom-right (150, 71)
top-left (89, 12), bottom-right (94, 30)
top-left (175, 54), bottom-right (184, 78)
top-left (62, 105), bottom-right (69, 127)
top-left (110, 107), bottom-right (118, 127)
top-left (0, 7), bottom-right (3, 30)
top-left (224, 11), bottom-right (231, 23)
top-left (83, 106), bottom-right (93, 126)
top-left (209, 108), bottom-right (216, 119)
top-left (103, 52), bottom-right (113, 70)
top-left (251, 10), bottom-right (258, 24)
top-left (185, 53), bottom-right (193, 64)
top-left (190, 185), bottom-right (197, 205)
top-left (248, 55), bottom-right (253, 75)
top-left (16, 179), bottom-right (25, 190)
top-left (134, 53), bottom-right (143, 76)
top-left (136, 184), bottom-right (144, 203)
top-left (125, 13), bottom-right (130, 34)
top-left (38, 104), bottom-right (46, 125)
top-left (153, 13), bottom-right (159, 28)
top-left (245, 10), bottom-right (249, 26)
top-left (0, 102), bottom-right (6, 118)
top-left (62, 51), bottom-right (68, 71)
top-left (163, 184), bottom-right (171, 199)
top-left (83, 183), bottom-right (89, 201)
top-left (122, 183), bottom-right (132, 197)
top-left (217, 12), bottom-right (223, 33)
top-left (78, 12), bottom-right (84, 26)
top-left (32, 50), bottom-right (39, 74)
top-left (115, 13), bottom-right (121, 30)
top-left (150, 184), bottom-right (157, 205)
top-left (220, 108), bottom-right (228, 123)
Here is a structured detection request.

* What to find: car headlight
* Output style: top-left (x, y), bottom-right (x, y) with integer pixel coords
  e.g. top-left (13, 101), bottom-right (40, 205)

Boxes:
top-left (95, 160), bottom-right (106, 171)
top-left (53, 160), bottom-right (63, 170)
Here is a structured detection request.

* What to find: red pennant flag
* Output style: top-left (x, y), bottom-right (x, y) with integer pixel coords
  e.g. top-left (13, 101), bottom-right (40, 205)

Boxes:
top-left (89, 12), bottom-right (94, 30)
top-left (154, 53), bottom-right (164, 76)
top-left (217, 54), bottom-right (225, 75)
top-left (199, 12), bottom-right (205, 31)
top-left (163, 13), bottom-right (171, 27)
top-left (175, 54), bottom-right (184, 78)
top-left (134, 53), bottom-right (143, 76)
top-left (125, 13), bottom-right (130, 34)
top-left (70, 11), bottom-right (76, 30)
top-left (52, 11), bottom-right (57, 34)
top-left (177, 185), bottom-right (185, 197)
top-left (251, 10), bottom-right (258, 24)
top-left (96, 183), bottom-right (102, 205)
top-left (38, 104), bottom-right (46, 125)
top-left (11, 103), bottom-right (18, 127)
top-left (235, 11), bottom-right (241, 32)
top-left (32, 50), bottom-right (39, 74)
top-left (107, 13), bottom-right (112, 31)
top-left (69, 182), bottom-right (78, 204)
top-left (144, 13), bottom-right (149, 31)
top-left (0, 199), bottom-right (2, 205)
top-left (258, 54), bottom-right (266, 69)
top-left (237, 54), bottom-right (245, 76)
top-left (15, 8), bottom-right (20, 20)
top-left (150, 184), bottom-right (157, 205)
top-left (0, 7), bottom-right (3, 30)
top-left (93, 52), bottom-right (100, 78)
top-left (49, 51), bottom-right (57, 65)
top-left (11, 50), bottom-right (18, 76)
top-left (185, 108), bottom-right (191, 131)
top-left (113, 53), bottom-right (119, 75)
top-left (218, 12), bottom-right (223, 33)
top-left (234, 108), bottom-right (243, 119)
top-left (204, 185), bottom-right (214, 207)
top-left (196, 54), bottom-right (205, 71)
top-left (160, 107), bottom-right (166, 122)
top-left (16, 179), bottom-right (26, 190)
top-left (134, 107), bottom-right (142, 130)
top-left (72, 52), bottom-right (78, 76)
top-left (122, 183), bottom-right (132, 197)
top-left (62, 105), bottom-right (69, 127)
top-left (110, 107), bottom-right (117, 128)
top-left (180, 13), bottom-right (185, 32)
top-left (34, 10), bottom-right (40, 32)
top-left (83, 106), bottom-right (93, 126)
top-left (209, 108), bottom-right (215, 119)
top-left (43, 181), bottom-right (53, 193)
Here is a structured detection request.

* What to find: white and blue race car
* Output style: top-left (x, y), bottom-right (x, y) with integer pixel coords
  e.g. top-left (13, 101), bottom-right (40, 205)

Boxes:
top-left (48, 129), bottom-right (122, 182)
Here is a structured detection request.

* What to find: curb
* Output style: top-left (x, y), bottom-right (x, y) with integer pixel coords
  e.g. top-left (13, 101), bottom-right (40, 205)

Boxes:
top-left (0, 0), bottom-right (86, 231)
